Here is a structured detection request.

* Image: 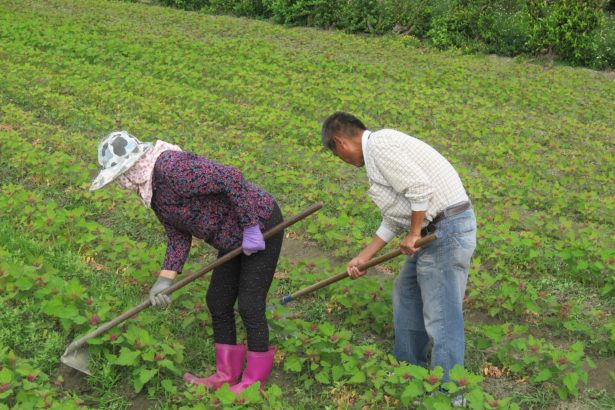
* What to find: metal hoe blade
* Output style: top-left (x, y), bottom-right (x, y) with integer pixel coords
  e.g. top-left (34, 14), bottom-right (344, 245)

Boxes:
top-left (61, 345), bottom-right (91, 376)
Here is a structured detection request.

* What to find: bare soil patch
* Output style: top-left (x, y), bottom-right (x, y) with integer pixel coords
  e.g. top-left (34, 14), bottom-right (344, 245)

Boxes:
top-left (280, 235), bottom-right (395, 278)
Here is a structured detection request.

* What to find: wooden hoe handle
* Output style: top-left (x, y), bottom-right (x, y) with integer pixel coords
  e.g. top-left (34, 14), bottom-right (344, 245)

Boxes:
top-left (280, 233), bottom-right (437, 305)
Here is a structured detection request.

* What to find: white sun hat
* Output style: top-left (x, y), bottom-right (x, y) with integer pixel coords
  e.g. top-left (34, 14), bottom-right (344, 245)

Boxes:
top-left (89, 131), bottom-right (152, 191)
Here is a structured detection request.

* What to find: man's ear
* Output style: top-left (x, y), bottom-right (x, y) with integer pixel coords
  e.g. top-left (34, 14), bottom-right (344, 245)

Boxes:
top-left (333, 134), bottom-right (346, 150)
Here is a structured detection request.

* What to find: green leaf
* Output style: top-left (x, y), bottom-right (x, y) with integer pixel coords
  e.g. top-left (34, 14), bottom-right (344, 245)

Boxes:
top-left (182, 317), bottom-right (195, 329)
top-left (532, 368), bottom-right (552, 383)
top-left (141, 351), bottom-right (154, 362)
top-left (15, 277), bottom-right (33, 291)
top-left (448, 364), bottom-right (466, 381)
top-left (42, 297), bottom-right (79, 319)
top-left (509, 362), bottom-right (523, 372)
top-left (320, 323), bottom-right (334, 336)
top-left (72, 315), bottom-right (87, 325)
top-left (133, 368), bottom-right (157, 393)
top-left (114, 348), bottom-right (140, 366)
top-left (159, 359), bottom-right (181, 375)
top-left (441, 381), bottom-right (459, 394)
top-left (161, 379), bottom-right (176, 394)
top-left (347, 371), bottom-right (365, 384)
top-left (407, 365), bottom-right (429, 379)
top-left (284, 356), bottom-right (302, 372)
top-left (0, 368), bottom-right (13, 384)
top-left (87, 336), bottom-right (105, 345)
top-left (161, 344), bottom-right (177, 355)
top-left (557, 386), bottom-right (569, 400)
top-left (400, 382), bottom-right (422, 406)
top-left (331, 365), bottom-right (345, 381)
top-left (315, 370), bottom-right (330, 384)
top-left (265, 384), bottom-right (282, 400)
top-left (125, 325), bottom-right (153, 346)
top-left (240, 382), bottom-right (263, 403)
top-left (562, 372), bottom-right (579, 397)
top-left (65, 278), bottom-right (85, 297)
top-left (384, 385), bottom-right (398, 396)
top-left (465, 388), bottom-right (485, 410)
top-left (140, 368), bottom-right (158, 384)
top-left (215, 385), bottom-right (237, 405)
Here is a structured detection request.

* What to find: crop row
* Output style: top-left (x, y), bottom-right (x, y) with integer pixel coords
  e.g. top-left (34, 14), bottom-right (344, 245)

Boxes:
top-left (1, 130), bottom-right (600, 404)
top-left (0, 2), bottom-right (612, 220)
top-left (1, 65), bottom-right (613, 356)
top-left (1, 214), bottom-right (596, 408)
top-left (0, 1), bottom-right (613, 407)
top-left (1, 80), bottom-right (612, 293)
top-left (0, 75), bottom-right (611, 296)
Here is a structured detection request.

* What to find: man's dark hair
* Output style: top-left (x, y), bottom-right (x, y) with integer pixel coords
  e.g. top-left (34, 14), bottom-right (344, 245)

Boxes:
top-left (321, 112), bottom-right (366, 151)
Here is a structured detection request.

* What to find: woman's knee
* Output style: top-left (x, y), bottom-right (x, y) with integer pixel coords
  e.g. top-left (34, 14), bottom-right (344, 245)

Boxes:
top-left (237, 300), bottom-right (266, 325)
top-left (206, 293), bottom-right (234, 316)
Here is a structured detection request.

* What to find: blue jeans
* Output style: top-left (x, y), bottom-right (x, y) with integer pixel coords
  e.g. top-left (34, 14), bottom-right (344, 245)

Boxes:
top-left (392, 208), bottom-right (476, 382)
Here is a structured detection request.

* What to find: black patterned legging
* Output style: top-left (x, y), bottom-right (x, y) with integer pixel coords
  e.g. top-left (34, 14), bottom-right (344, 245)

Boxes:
top-left (206, 202), bottom-right (284, 352)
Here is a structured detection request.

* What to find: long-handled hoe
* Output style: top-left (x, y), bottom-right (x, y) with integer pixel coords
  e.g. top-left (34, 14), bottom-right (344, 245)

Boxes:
top-left (61, 202), bottom-right (324, 375)
top-left (279, 232), bottom-right (438, 305)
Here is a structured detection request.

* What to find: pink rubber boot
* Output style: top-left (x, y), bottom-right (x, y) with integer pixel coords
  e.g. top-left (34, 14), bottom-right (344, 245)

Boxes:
top-left (230, 347), bottom-right (275, 395)
top-left (183, 344), bottom-right (247, 390)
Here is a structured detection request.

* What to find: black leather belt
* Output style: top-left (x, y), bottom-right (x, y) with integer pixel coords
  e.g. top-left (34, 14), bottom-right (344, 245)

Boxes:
top-left (421, 201), bottom-right (471, 236)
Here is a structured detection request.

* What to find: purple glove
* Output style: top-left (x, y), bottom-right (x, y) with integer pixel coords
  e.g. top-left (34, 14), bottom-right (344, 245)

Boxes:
top-left (242, 224), bottom-right (265, 256)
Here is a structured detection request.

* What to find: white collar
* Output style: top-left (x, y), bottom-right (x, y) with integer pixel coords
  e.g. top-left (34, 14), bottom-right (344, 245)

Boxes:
top-left (361, 129), bottom-right (371, 162)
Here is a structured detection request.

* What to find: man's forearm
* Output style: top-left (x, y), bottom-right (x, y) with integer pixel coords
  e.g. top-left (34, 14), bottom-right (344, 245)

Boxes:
top-left (399, 211), bottom-right (427, 255)
top-left (359, 235), bottom-right (387, 259)
top-left (409, 210), bottom-right (426, 236)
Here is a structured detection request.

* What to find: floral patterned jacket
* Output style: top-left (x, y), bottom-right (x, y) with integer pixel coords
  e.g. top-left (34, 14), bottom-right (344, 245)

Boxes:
top-left (151, 150), bottom-right (274, 272)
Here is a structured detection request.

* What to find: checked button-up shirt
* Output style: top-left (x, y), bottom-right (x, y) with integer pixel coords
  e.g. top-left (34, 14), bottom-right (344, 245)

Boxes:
top-left (362, 129), bottom-right (469, 243)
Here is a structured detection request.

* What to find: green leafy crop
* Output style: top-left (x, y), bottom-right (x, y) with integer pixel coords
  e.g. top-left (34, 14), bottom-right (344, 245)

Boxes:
top-left (0, 0), bottom-right (612, 408)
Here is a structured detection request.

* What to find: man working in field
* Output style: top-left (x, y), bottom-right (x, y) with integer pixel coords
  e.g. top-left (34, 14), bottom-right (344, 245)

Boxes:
top-left (321, 112), bottom-right (476, 383)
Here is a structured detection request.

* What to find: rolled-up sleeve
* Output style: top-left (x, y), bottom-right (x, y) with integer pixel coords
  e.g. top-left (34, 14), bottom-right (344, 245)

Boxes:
top-left (162, 222), bottom-right (191, 272)
top-left (375, 220), bottom-right (397, 243)
top-left (162, 153), bottom-right (260, 228)
top-left (372, 142), bottom-right (434, 210)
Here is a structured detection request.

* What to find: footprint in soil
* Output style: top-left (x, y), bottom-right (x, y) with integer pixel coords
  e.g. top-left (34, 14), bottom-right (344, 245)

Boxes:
top-left (56, 366), bottom-right (90, 392)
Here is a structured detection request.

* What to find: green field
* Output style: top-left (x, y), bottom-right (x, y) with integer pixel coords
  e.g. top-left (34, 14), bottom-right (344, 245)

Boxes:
top-left (0, 0), bottom-right (614, 408)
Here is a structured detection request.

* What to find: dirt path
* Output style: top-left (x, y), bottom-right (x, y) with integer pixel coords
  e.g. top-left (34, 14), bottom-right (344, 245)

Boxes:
top-left (280, 234), bottom-right (395, 278)
top-left (280, 234), bottom-right (343, 266)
